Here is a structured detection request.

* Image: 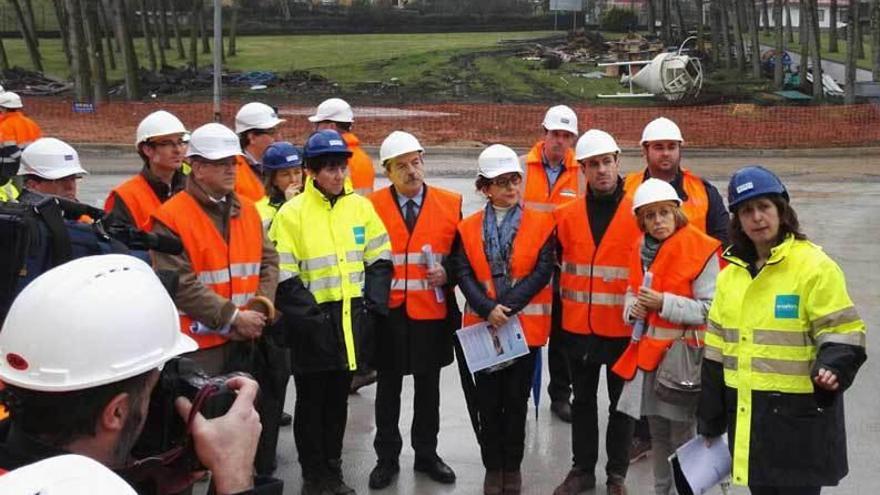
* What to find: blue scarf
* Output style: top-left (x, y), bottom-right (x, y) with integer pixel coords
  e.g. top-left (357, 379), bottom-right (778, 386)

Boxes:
top-left (482, 202), bottom-right (523, 298)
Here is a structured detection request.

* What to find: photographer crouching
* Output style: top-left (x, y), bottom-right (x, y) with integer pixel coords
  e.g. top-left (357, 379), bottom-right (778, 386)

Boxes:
top-left (0, 255), bottom-right (282, 494)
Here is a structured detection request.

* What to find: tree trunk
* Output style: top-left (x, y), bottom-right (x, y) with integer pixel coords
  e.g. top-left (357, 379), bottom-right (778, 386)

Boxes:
top-left (647, 0), bottom-right (657, 34)
top-left (798, 0), bottom-right (810, 84)
top-left (51, 0), bottom-right (73, 68)
top-left (855, 0), bottom-right (865, 58)
top-left (0, 35), bottom-right (9, 71)
top-left (139, 0), bottom-right (157, 72)
top-left (662, 0), bottom-right (673, 43)
top-left (279, 0), bottom-right (291, 20)
top-left (720, 0), bottom-right (734, 67)
top-left (807, 0), bottom-right (824, 99)
top-left (873, 0), bottom-right (880, 81)
top-left (829, 0), bottom-right (839, 52)
top-left (171, 0), bottom-right (185, 59)
top-left (710, 0), bottom-right (723, 63)
top-left (8, 0), bottom-right (42, 71)
top-left (774, 0), bottom-right (784, 86)
top-left (190, 0), bottom-right (199, 68)
top-left (200, 0), bottom-right (210, 55)
top-left (762, 0), bottom-right (770, 32)
top-left (748, 0), bottom-right (762, 77)
top-left (153, 0), bottom-right (167, 68)
top-left (785, 0), bottom-right (793, 43)
top-left (98, 0), bottom-right (116, 70)
top-left (695, 0), bottom-right (706, 52)
top-left (83, 0), bottom-right (108, 103)
top-left (228, 1), bottom-right (238, 56)
top-left (65, 0), bottom-right (92, 102)
top-left (732, 0), bottom-right (747, 71)
top-left (22, 0), bottom-right (39, 46)
top-left (845, 1), bottom-right (856, 102)
top-left (111, 0), bottom-right (141, 99)
top-left (158, 0), bottom-right (171, 49)
top-left (675, 0), bottom-right (687, 35)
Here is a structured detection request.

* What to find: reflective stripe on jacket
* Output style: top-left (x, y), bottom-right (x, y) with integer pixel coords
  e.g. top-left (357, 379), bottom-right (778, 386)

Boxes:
top-left (521, 141), bottom-right (583, 212)
top-left (343, 132), bottom-right (375, 196)
top-left (629, 224), bottom-right (721, 371)
top-left (705, 235), bottom-right (866, 486)
top-left (555, 195), bottom-right (640, 337)
top-left (234, 155), bottom-right (267, 202)
top-left (370, 185), bottom-right (461, 320)
top-left (104, 174), bottom-right (161, 230)
top-left (624, 168), bottom-right (709, 233)
top-left (458, 207), bottom-right (555, 346)
top-left (270, 177), bottom-right (391, 370)
top-left (152, 191), bottom-right (264, 349)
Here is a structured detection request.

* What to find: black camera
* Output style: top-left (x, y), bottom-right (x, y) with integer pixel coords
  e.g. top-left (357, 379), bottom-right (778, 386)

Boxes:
top-left (129, 357), bottom-right (247, 476)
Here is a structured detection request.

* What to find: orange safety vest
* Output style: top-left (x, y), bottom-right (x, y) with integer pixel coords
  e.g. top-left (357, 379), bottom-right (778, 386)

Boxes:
top-left (234, 155), bottom-right (267, 202)
top-left (627, 224), bottom-right (720, 372)
top-left (151, 191), bottom-right (263, 349)
top-left (522, 141), bottom-right (584, 212)
top-left (369, 185), bottom-right (461, 320)
top-left (624, 168), bottom-right (709, 233)
top-left (555, 194), bottom-right (641, 338)
top-left (104, 174), bottom-right (161, 230)
top-left (458, 207), bottom-right (555, 346)
top-left (0, 111), bottom-right (42, 147)
top-left (343, 132), bottom-right (375, 196)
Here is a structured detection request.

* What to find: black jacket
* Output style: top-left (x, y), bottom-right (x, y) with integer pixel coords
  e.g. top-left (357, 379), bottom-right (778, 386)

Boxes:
top-left (274, 259), bottom-right (393, 374)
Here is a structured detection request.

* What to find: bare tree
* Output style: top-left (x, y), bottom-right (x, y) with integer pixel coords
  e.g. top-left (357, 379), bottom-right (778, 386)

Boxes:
top-left (7, 0), bottom-right (42, 71)
top-left (190, 0), bottom-right (200, 68)
top-left (158, 0), bottom-right (171, 49)
top-left (152, 0), bottom-right (168, 68)
top-left (170, 0), bottom-right (185, 59)
top-left (0, 35), bottom-right (9, 71)
top-left (65, 0), bottom-right (92, 101)
top-left (98, 0), bottom-right (116, 70)
top-left (798, 0), bottom-right (810, 85)
top-left (873, 0), bottom-right (880, 80)
top-left (111, 0), bottom-right (141, 99)
top-left (720, 0), bottom-right (735, 67)
top-left (732, 0), bottom-right (747, 71)
top-left (807, 0), bottom-right (824, 99)
top-left (695, 0), bottom-right (706, 52)
top-left (774, 0), bottom-right (784, 86)
top-left (83, 0), bottom-right (108, 103)
top-left (845, 1), bottom-right (857, 102)
top-left (647, 0), bottom-right (657, 35)
top-left (22, 0), bottom-right (39, 47)
top-left (855, 0), bottom-right (865, 59)
top-left (662, 0), bottom-right (673, 43)
top-left (228, 1), bottom-right (239, 56)
top-left (279, 0), bottom-right (291, 20)
top-left (785, 0), bottom-right (793, 42)
top-left (762, 0), bottom-right (770, 32)
top-left (51, 0), bottom-right (73, 67)
top-left (674, 0), bottom-right (687, 35)
top-left (748, 0), bottom-right (762, 77)
top-left (200, 0), bottom-right (210, 55)
top-left (710, 0), bottom-right (723, 63)
top-left (829, 0), bottom-right (839, 52)
top-left (139, 0), bottom-right (158, 72)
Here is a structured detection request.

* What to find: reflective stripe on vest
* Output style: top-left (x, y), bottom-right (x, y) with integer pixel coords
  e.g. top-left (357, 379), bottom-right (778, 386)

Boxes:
top-left (370, 185), bottom-right (461, 320)
top-left (555, 195), bottom-right (640, 337)
top-left (458, 206), bottom-right (555, 346)
top-left (624, 168), bottom-right (709, 233)
top-left (629, 224), bottom-right (720, 371)
top-left (105, 174), bottom-right (162, 230)
top-left (152, 191), bottom-right (264, 349)
top-left (521, 141), bottom-right (583, 212)
top-left (234, 155), bottom-right (267, 202)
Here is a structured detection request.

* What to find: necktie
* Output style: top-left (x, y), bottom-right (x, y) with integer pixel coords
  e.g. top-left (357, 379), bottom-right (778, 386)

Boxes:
top-left (404, 199), bottom-right (417, 232)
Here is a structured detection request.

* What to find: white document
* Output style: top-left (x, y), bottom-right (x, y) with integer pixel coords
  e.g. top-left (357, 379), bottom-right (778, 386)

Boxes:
top-left (421, 244), bottom-right (445, 303)
top-left (670, 434), bottom-right (732, 495)
top-left (456, 316), bottom-right (529, 374)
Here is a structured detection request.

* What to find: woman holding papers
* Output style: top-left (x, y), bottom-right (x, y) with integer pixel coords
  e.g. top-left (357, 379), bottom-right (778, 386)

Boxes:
top-left (698, 166), bottom-right (866, 494)
top-left (613, 178), bottom-right (721, 495)
top-left (453, 144), bottom-right (555, 495)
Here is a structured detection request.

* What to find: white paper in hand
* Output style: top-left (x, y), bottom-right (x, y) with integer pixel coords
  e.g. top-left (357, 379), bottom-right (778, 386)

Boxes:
top-left (670, 434), bottom-right (731, 495)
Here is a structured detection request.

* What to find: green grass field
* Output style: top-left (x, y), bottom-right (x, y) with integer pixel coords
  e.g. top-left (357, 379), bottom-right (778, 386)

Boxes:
top-left (759, 32), bottom-right (875, 71)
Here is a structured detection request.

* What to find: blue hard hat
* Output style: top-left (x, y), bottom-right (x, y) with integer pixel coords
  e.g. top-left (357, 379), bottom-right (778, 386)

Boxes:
top-left (303, 129), bottom-right (352, 159)
top-left (262, 141), bottom-right (303, 170)
top-left (727, 165), bottom-right (789, 212)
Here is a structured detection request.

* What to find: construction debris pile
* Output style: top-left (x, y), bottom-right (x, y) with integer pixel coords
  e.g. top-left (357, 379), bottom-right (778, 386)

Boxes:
top-left (0, 68), bottom-right (72, 96)
top-left (518, 31), bottom-right (607, 69)
top-left (109, 67), bottom-right (339, 97)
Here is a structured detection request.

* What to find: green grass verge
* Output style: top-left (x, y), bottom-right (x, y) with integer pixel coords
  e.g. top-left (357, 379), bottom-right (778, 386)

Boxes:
top-left (758, 31), bottom-right (874, 71)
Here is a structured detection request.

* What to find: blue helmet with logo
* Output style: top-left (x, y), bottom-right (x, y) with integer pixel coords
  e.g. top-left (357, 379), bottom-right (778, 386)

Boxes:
top-left (303, 129), bottom-right (352, 159)
top-left (727, 165), bottom-right (789, 212)
top-left (262, 141), bottom-right (303, 171)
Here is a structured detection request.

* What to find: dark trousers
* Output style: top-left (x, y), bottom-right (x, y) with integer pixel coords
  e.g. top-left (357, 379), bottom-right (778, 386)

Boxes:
top-left (373, 369), bottom-right (441, 462)
top-left (547, 281), bottom-right (572, 403)
top-left (634, 417), bottom-right (652, 441)
top-left (293, 370), bottom-right (353, 480)
top-left (474, 350), bottom-right (537, 471)
top-left (567, 342), bottom-right (633, 478)
top-left (750, 487), bottom-right (821, 495)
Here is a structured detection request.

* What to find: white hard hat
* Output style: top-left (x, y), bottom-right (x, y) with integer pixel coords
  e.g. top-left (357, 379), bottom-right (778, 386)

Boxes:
top-left (632, 178), bottom-right (682, 213)
top-left (136, 110), bottom-right (188, 146)
top-left (575, 129), bottom-right (621, 161)
top-left (18, 137), bottom-right (88, 180)
top-left (0, 455), bottom-right (138, 494)
top-left (234, 102), bottom-right (286, 134)
top-left (0, 91), bottom-right (23, 109)
top-left (640, 117), bottom-right (683, 145)
top-left (478, 144), bottom-right (522, 179)
top-left (186, 123), bottom-right (243, 160)
top-left (542, 105), bottom-right (578, 136)
top-left (379, 131), bottom-right (424, 164)
top-left (308, 98), bottom-right (354, 123)
top-left (0, 255), bottom-right (197, 392)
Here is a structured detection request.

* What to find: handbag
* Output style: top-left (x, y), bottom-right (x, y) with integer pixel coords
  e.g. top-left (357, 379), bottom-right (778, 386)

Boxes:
top-left (654, 329), bottom-right (703, 406)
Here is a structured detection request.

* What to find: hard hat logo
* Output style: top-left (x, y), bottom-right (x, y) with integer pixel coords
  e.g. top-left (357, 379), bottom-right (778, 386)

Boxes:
top-left (736, 182), bottom-right (754, 194)
top-left (6, 353), bottom-right (28, 371)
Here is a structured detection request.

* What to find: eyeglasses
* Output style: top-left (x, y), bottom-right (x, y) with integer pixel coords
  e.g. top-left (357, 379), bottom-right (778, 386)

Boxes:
top-left (149, 139), bottom-right (188, 148)
top-left (491, 174), bottom-right (522, 188)
top-left (253, 127), bottom-right (279, 136)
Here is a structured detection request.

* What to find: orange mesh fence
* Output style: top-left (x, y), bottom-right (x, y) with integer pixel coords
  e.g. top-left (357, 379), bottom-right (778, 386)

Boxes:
top-left (27, 98), bottom-right (880, 149)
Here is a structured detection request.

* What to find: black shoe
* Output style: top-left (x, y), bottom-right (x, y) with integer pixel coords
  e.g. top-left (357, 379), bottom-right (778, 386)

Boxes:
top-left (413, 456), bottom-right (456, 484)
top-left (301, 478), bottom-right (330, 495)
top-left (349, 369), bottom-right (378, 394)
top-left (324, 475), bottom-right (355, 495)
top-left (551, 400), bottom-right (572, 423)
top-left (280, 411), bottom-right (293, 427)
top-left (368, 460), bottom-right (400, 489)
